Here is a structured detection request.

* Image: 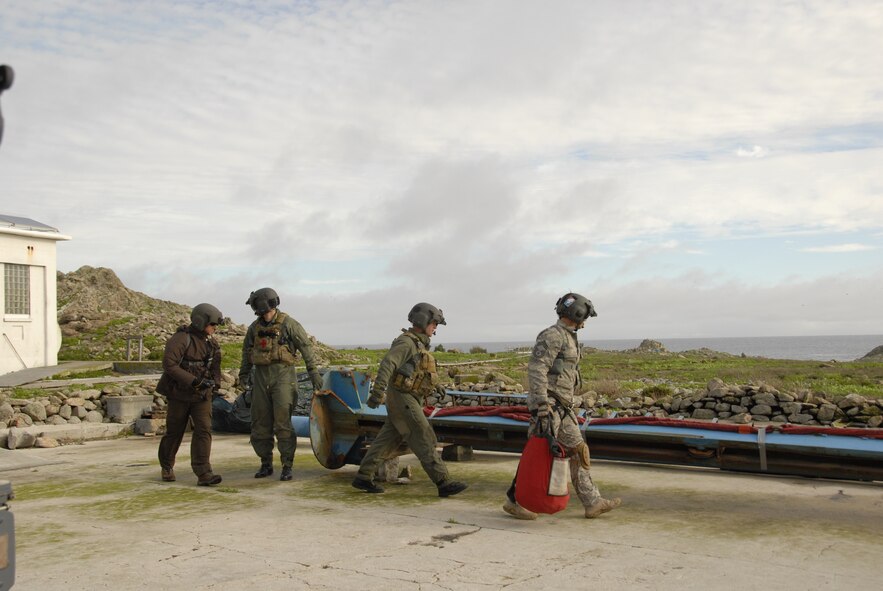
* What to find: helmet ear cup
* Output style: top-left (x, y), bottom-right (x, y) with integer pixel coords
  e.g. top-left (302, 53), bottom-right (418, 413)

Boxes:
top-left (247, 288), bottom-right (280, 315)
top-left (408, 302), bottom-right (446, 329)
top-left (555, 293), bottom-right (596, 323)
top-left (191, 303), bottom-right (224, 331)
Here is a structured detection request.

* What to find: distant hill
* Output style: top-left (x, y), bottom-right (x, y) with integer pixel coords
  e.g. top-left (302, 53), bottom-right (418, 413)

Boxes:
top-left (859, 345), bottom-right (883, 362)
top-left (56, 266), bottom-right (334, 363)
top-left (56, 266), bottom-right (246, 360)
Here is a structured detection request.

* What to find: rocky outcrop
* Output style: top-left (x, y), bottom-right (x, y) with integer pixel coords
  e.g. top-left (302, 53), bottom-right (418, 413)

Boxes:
top-left (55, 265), bottom-right (340, 364)
top-left (57, 266), bottom-right (247, 360)
top-left (631, 339), bottom-right (668, 354)
top-left (858, 345), bottom-right (883, 362)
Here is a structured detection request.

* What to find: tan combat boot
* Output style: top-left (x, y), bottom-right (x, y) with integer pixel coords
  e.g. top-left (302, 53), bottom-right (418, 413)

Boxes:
top-left (585, 497), bottom-right (621, 518)
top-left (503, 499), bottom-right (538, 520)
top-left (197, 473), bottom-right (223, 487)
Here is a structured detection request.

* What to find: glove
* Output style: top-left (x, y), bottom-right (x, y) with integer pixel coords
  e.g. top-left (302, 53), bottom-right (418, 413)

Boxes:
top-left (309, 371), bottom-right (323, 391)
top-left (534, 401), bottom-right (551, 435)
top-left (192, 377), bottom-right (216, 391)
top-left (366, 388), bottom-right (385, 409)
top-left (238, 374), bottom-right (251, 390)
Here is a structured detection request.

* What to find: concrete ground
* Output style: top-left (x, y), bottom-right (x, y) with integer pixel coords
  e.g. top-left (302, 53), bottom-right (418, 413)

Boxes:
top-left (4, 434), bottom-right (882, 591)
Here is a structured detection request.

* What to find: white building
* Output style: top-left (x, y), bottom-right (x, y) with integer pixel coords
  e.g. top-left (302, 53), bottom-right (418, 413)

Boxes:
top-left (0, 214), bottom-right (71, 375)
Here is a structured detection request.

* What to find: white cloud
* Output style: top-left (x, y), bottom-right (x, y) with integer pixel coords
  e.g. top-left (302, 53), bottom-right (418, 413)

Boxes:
top-left (736, 145), bottom-right (768, 158)
top-left (300, 279), bottom-right (362, 286)
top-left (2, 0), bottom-right (882, 343)
top-left (800, 243), bottom-right (875, 253)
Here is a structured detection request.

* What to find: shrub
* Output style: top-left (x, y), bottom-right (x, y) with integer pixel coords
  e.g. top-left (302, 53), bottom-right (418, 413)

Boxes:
top-left (641, 384), bottom-right (674, 398)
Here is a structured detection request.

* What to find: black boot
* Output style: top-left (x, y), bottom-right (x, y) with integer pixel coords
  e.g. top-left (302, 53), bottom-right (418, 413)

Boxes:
top-left (438, 480), bottom-right (468, 497)
top-left (280, 466), bottom-right (293, 481)
top-left (351, 478), bottom-right (384, 493)
top-left (254, 463), bottom-right (274, 478)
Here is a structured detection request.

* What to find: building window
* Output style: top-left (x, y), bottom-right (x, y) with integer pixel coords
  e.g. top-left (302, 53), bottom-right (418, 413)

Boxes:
top-left (4, 263), bottom-right (30, 315)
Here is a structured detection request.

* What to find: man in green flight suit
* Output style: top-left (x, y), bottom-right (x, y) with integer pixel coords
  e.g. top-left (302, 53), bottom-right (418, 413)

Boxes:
top-left (239, 287), bottom-right (323, 481)
top-left (351, 302), bottom-right (468, 497)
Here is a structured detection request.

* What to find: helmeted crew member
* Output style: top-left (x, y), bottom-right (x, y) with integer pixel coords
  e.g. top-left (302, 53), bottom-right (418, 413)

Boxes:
top-left (352, 303), bottom-right (468, 498)
top-left (157, 303), bottom-right (225, 486)
top-left (504, 293), bottom-right (622, 520)
top-left (239, 288), bottom-right (323, 482)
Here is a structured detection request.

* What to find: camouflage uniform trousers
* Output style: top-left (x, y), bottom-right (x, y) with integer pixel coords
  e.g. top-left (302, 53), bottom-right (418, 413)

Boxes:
top-left (529, 407), bottom-right (602, 507)
top-left (357, 389), bottom-right (450, 485)
top-left (250, 363), bottom-right (299, 466)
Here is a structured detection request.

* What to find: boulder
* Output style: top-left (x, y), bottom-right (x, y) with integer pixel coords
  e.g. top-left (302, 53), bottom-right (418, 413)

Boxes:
top-left (23, 401), bottom-right (47, 422)
top-left (0, 402), bottom-right (14, 423)
top-left (35, 436), bottom-right (60, 448)
top-left (753, 392), bottom-right (778, 406)
top-left (7, 427), bottom-right (37, 450)
top-left (816, 404), bottom-right (838, 422)
top-left (84, 410), bottom-right (104, 423)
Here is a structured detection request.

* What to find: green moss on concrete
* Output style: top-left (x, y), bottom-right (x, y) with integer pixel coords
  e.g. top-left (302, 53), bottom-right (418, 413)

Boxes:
top-left (15, 523), bottom-right (79, 550)
top-left (76, 485), bottom-right (257, 522)
top-left (15, 480), bottom-right (137, 500)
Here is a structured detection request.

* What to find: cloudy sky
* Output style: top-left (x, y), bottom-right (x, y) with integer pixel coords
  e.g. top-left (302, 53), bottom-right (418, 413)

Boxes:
top-left (2, 0), bottom-right (881, 346)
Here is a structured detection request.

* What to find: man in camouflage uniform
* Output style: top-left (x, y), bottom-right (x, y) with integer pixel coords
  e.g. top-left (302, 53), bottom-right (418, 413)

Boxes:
top-left (504, 293), bottom-right (622, 520)
top-left (239, 288), bottom-right (323, 481)
top-left (157, 303), bottom-right (225, 486)
top-left (351, 303), bottom-right (467, 498)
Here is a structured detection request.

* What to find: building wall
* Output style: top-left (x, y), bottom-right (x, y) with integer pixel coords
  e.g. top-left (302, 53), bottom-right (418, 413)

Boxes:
top-left (0, 231), bottom-right (64, 375)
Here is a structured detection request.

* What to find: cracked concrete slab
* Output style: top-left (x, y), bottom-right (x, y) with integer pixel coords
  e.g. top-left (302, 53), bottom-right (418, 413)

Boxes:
top-left (8, 434), bottom-right (883, 590)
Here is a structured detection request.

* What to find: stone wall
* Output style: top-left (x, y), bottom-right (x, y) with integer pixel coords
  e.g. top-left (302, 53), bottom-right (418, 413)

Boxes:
top-left (0, 369), bottom-right (242, 448)
top-left (5, 372), bottom-right (880, 450)
top-left (429, 376), bottom-right (883, 428)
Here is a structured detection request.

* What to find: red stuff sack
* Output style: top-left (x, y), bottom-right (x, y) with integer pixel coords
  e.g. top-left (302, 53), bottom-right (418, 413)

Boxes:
top-left (515, 434), bottom-right (570, 514)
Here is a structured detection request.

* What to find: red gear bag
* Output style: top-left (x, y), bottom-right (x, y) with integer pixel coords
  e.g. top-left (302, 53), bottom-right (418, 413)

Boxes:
top-left (515, 434), bottom-right (570, 514)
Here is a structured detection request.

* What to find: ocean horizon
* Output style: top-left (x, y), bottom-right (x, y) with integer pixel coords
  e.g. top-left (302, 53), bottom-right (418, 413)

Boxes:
top-left (334, 334), bottom-right (883, 362)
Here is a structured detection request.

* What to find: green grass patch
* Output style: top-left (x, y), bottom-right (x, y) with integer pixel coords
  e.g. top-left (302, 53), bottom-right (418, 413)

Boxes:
top-left (56, 337), bottom-right (883, 399)
top-left (10, 387), bottom-right (48, 400)
top-left (50, 368), bottom-right (116, 380)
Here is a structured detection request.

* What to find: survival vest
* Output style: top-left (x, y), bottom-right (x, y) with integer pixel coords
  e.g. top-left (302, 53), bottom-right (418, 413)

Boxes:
top-left (391, 332), bottom-right (439, 396)
top-left (249, 312), bottom-right (298, 366)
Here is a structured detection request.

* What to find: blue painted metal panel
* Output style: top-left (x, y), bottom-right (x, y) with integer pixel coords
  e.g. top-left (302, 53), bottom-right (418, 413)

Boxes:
top-left (296, 369), bottom-right (883, 479)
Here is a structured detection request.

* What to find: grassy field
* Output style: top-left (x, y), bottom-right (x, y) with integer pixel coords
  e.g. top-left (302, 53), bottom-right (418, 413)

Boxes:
top-left (218, 342), bottom-right (883, 399)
